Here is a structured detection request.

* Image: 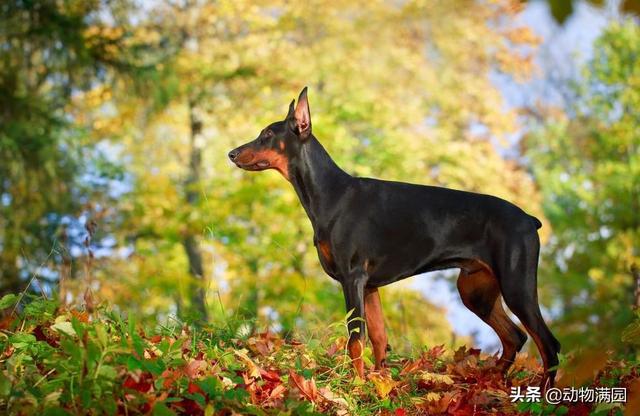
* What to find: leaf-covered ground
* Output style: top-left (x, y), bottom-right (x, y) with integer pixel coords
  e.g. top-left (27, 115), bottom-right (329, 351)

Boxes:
top-left (0, 295), bottom-right (638, 415)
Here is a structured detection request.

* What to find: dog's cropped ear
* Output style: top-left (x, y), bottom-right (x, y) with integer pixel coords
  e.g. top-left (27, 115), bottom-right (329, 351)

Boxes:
top-left (286, 99), bottom-right (295, 119)
top-left (292, 87), bottom-right (311, 140)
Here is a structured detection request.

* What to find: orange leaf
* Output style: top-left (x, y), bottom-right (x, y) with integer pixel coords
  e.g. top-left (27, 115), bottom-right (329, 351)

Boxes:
top-left (288, 370), bottom-right (319, 402)
top-left (625, 379), bottom-right (640, 416)
top-left (185, 359), bottom-right (207, 379)
top-left (260, 368), bottom-right (281, 382)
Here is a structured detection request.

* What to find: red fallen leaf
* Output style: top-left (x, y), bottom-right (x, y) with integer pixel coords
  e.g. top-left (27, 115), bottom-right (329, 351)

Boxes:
top-left (173, 398), bottom-right (203, 415)
top-left (248, 332), bottom-right (284, 356)
top-left (181, 338), bottom-right (193, 356)
top-left (426, 344), bottom-right (446, 361)
top-left (2, 345), bottom-right (15, 359)
top-left (240, 372), bottom-right (260, 405)
top-left (251, 376), bottom-right (287, 407)
top-left (149, 335), bottom-right (162, 343)
top-left (33, 325), bottom-right (59, 347)
top-left (188, 381), bottom-right (204, 394)
top-left (260, 368), bottom-right (281, 383)
top-left (448, 396), bottom-right (477, 416)
top-left (123, 371), bottom-right (153, 393)
top-left (143, 349), bottom-right (157, 360)
top-left (394, 409), bottom-right (407, 416)
top-left (289, 370), bottom-right (319, 402)
top-left (453, 345), bottom-right (475, 362)
top-left (326, 336), bottom-right (347, 357)
top-left (0, 313), bottom-right (15, 330)
top-left (185, 359), bottom-right (207, 379)
top-left (417, 391), bottom-right (457, 414)
top-left (160, 369), bottom-right (181, 389)
top-left (400, 357), bottom-right (427, 375)
top-left (139, 402), bottom-right (151, 414)
top-left (567, 402), bottom-right (592, 416)
top-left (265, 383), bottom-right (287, 404)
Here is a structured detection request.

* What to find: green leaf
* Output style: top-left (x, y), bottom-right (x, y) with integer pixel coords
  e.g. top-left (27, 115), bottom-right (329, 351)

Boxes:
top-left (152, 402), bottom-right (176, 416)
top-left (95, 323), bottom-right (108, 348)
top-left (42, 408), bottom-right (73, 416)
top-left (10, 333), bottom-right (36, 349)
top-left (622, 319), bottom-right (640, 344)
top-left (0, 294), bottom-right (17, 309)
top-left (98, 365), bottom-right (118, 380)
top-left (51, 321), bottom-right (76, 337)
top-left (198, 376), bottom-right (221, 398)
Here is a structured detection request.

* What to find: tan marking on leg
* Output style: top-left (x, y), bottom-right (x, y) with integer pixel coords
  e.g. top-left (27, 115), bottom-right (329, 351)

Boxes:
top-left (457, 262), bottom-right (525, 373)
top-left (347, 338), bottom-right (365, 378)
top-left (365, 287), bottom-right (388, 370)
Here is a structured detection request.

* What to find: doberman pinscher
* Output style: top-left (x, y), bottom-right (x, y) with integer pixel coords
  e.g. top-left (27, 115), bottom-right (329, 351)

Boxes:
top-left (228, 87), bottom-right (561, 388)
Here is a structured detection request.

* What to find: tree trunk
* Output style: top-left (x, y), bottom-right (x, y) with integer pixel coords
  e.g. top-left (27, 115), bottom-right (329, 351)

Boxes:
top-left (0, 223), bottom-right (22, 296)
top-left (0, 251), bottom-right (21, 297)
top-left (182, 99), bottom-right (208, 322)
top-left (633, 264), bottom-right (640, 311)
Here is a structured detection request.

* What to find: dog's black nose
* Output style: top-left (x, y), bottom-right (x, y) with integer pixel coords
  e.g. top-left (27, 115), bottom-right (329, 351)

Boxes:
top-left (228, 149), bottom-right (240, 161)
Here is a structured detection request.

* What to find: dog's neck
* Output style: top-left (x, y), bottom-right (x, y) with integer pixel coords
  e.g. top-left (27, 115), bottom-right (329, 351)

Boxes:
top-left (288, 137), bottom-right (353, 228)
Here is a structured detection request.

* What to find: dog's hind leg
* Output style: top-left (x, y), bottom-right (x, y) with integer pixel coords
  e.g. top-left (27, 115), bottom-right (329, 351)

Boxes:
top-left (457, 264), bottom-right (528, 373)
top-left (497, 235), bottom-right (561, 389)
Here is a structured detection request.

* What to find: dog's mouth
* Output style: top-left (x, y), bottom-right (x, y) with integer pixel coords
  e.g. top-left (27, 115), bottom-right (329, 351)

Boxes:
top-left (236, 160), bottom-right (270, 170)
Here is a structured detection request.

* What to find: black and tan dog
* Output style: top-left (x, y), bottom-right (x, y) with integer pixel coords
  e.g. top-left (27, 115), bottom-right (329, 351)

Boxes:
top-left (229, 88), bottom-right (560, 388)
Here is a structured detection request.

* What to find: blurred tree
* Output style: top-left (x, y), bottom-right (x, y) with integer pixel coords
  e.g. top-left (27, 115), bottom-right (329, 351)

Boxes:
top-left (526, 21), bottom-right (639, 351)
top-left (0, 0), bottom-right (156, 296)
top-left (527, 0), bottom-right (640, 25)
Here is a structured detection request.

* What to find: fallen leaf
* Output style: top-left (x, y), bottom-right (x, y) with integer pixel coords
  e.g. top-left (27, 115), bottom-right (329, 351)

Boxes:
top-left (234, 350), bottom-right (261, 379)
top-left (260, 368), bottom-right (281, 382)
top-left (369, 373), bottom-right (398, 399)
top-left (289, 370), bottom-right (319, 402)
top-left (557, 348), bottom-right (609, 388)
top-left (123, 371), bottom-right (153, 393)
top-left (418, 371), bottom-right (455, 387)
top-left (625, 379), bottom-right (640, 416)
top-left (185, 359), bottom-right (207, 379)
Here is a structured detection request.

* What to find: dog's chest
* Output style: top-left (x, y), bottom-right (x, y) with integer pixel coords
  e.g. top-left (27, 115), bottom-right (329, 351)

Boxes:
top-left (313, 233), bottom-right (339, 279)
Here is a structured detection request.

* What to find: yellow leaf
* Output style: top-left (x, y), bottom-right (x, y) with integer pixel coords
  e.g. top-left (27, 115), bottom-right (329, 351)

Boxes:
top-left (369, 373), bottom-right (397, 399)
top-left (234, 350), bottom-right (261, 378)
top-left (418, 372), bottom-right (455, 386)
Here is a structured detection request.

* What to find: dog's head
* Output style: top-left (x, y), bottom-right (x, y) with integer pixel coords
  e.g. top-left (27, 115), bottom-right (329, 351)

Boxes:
top-left (228, 87), bottom-right (312, 181)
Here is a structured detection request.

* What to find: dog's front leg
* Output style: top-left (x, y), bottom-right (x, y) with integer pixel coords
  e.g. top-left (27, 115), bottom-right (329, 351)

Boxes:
top-left (365, 287), bottom-right (388, 370)
top-left (342, 270), bottom-right (368, 379)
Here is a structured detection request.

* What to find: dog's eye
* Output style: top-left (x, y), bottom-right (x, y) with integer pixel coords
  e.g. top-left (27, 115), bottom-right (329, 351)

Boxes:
top-left (264, 130), bottom-right (274, 138)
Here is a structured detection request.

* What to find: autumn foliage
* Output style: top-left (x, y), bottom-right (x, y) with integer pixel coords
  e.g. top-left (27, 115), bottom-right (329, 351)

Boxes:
top-left (1, 295), bottom-right (638, 415)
